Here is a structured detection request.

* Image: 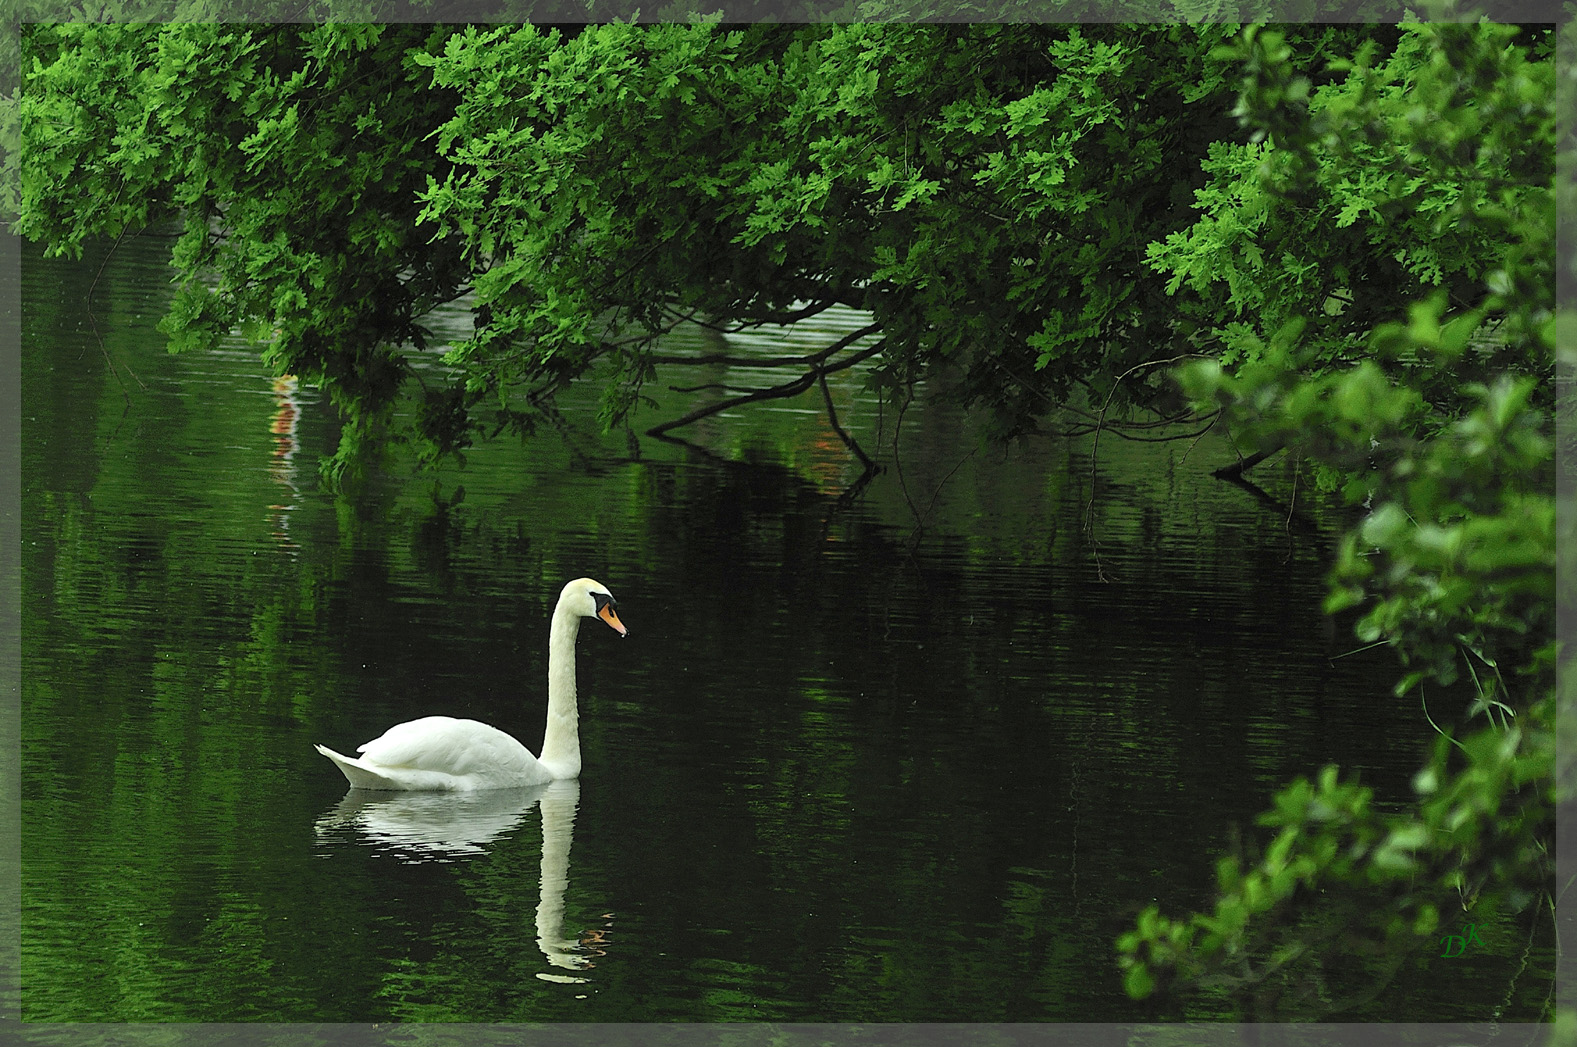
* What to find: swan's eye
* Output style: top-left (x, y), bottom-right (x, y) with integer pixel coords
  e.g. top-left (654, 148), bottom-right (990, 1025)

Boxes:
top-left (592, 591), bottom-right (616, 611)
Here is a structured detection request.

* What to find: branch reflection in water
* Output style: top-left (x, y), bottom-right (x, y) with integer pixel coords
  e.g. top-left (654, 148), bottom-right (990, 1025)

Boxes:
top-left (313, 779), bottom-right (602, 982)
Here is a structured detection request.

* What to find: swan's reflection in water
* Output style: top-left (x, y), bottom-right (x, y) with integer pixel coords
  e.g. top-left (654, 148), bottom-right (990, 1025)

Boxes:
top-left (530, 779), bottom-right (600, 980)
top-left (315, 779), bottom-right (603, 980)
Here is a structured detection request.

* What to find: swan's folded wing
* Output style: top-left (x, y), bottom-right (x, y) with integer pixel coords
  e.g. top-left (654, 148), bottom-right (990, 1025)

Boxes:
top-left (356, 715), bottom-right (539, 777)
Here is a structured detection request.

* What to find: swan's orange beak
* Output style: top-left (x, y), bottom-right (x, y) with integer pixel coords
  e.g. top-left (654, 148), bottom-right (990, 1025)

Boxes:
top-left (598, 604), bottom-right (627, 636)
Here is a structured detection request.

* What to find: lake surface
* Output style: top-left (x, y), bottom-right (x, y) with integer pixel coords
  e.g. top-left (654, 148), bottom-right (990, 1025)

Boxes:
top-left (17, 235), bottom-right (1553, 1024)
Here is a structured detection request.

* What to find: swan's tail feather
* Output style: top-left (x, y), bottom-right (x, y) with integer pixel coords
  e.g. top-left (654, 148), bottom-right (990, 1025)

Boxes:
top-left (314, 744), bottom-right (405, 791)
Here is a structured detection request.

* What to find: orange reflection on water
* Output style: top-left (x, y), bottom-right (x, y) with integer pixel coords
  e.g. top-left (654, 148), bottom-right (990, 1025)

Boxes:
top-left (268, 374), bottom-right (300, 553)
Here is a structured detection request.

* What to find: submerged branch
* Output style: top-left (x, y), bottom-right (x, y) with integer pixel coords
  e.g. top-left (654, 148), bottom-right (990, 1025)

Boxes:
top-left (650, 351), bottom-right (835, 369)
top-left (648, 322), bottom-right (882, 369)
top-left (646, 373), bottom-right (820, 436)
top-left (1085, 353), bottom-right (1212, 580)
top-left (1029, 411), bottom-right (1220, 442)
top-left (820, 371), bottom-right (878, 473)
top-left (1099, 417), bottom-right (1221, 443)
top-left (667, 382), bottom-right (761, 395)
top-left (646, 340), bottom-right (885, 438)
top-left (1213, 445), bottom-right (1286, 479)
top-left (661, 298), bottom-right (853, 335)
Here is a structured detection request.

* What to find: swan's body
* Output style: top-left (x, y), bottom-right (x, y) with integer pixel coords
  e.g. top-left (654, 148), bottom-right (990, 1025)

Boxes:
top-left (315, 577), bottom-right (626, 791)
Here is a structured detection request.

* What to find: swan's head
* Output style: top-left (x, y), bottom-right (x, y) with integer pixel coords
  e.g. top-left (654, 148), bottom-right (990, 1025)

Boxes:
top-left (561, 577), bottom-right (627, 637)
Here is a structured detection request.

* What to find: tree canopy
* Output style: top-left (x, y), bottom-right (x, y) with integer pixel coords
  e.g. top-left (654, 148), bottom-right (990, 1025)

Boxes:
top-left (17, 21), bottom-right (1340, 468)
top-left (17, 17), bottom-right (1561, 1018)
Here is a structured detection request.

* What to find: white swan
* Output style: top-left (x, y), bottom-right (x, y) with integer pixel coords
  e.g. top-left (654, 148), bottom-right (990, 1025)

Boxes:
top-left (315, 577), bottom-right (627, 791)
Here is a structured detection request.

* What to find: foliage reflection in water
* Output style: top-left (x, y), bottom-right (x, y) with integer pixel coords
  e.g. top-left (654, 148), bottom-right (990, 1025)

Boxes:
top-left (19, 239), bottom-right (1552, 1023)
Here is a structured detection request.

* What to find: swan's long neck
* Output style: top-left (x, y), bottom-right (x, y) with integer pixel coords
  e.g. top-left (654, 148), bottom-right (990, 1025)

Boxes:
top-left (538, 602), bottom-right (583, 779)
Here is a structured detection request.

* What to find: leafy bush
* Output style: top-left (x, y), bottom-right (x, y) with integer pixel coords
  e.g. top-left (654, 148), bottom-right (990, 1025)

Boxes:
top-left (1119, 22), bottom-right (1557, 1016)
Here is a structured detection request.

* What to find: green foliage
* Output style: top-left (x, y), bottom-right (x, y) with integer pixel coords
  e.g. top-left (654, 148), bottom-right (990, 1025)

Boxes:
top-left (1151, 22), bottom-right (1552, 390)
top-left (411, 22), bottom-right (1248, 440)
top-left (1168, 21), bottom-right (1554, 710)
top-left (20, 22), bottom-right (1255, 470)
top-left (1120, 695), bottom-right (1553, 1011)
top-left (20, 23), bottom-right (471, 476)
top-left (1121, 20), bottom-right (1556, 1015)
top-left (1184, 302), bottom-right (1553, 707)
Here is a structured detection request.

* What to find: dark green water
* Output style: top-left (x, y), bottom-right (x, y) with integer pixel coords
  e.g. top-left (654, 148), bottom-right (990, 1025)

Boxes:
top-left (18, 237), bottom-right (1551, 1023)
